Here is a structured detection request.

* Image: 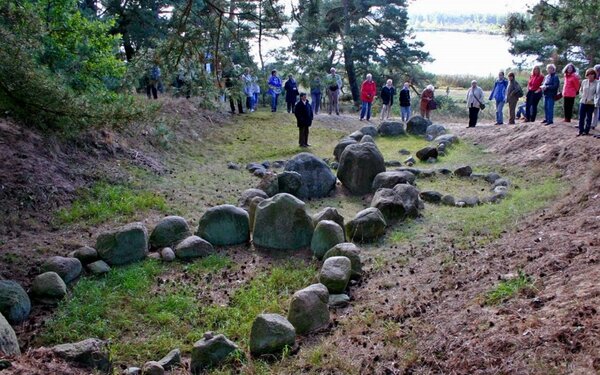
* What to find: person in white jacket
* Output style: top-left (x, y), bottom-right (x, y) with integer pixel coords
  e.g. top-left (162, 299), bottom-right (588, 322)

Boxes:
top-left (577, 68), bottom-right (599, 136)
top-left (466, 80), bottom-right (485, 127)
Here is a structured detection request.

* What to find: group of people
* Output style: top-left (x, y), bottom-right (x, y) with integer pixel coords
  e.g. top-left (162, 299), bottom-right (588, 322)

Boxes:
top-left (467, 64), bottom-right (600, 137)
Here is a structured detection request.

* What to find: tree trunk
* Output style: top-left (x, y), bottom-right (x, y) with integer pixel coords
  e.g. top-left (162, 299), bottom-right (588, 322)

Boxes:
top-left (258, 1), bottom-right (265, 71)
top-left (341, 0), bottom-right (360, 106)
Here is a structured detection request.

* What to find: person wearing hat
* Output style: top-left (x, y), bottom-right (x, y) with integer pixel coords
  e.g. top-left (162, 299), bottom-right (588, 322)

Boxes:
top-left (294, 93), bottom-right (313, 147)
top-left (466, 80), bottom-right (485, 127)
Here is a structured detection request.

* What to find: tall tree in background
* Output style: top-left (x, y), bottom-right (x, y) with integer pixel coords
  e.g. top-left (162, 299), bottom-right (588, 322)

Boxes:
top-left (292, 0), bottom-right (428, 105)
top-left (505, 0), bottom-right (600, 65)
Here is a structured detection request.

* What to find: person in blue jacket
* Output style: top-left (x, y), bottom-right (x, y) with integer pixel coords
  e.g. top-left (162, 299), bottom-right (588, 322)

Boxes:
top-left (489, 71), bottom-right (508, 124)
top-left (267, 70), bottom-right (282, 112)
top-left (541, 64), bottom-right (560, 125)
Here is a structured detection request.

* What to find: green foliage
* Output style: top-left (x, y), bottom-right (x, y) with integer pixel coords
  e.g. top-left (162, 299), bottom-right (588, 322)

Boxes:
top-left (485, 271), bottom-right (535, 305)
top-left (56, 182), bottom-right (166, 225)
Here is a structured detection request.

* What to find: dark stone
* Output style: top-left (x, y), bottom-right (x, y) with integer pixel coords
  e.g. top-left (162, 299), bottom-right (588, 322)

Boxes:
top-left (420, 191), bottom-right (443, 203)
top-left (378, 121), bottom-right (406, 137)
top-left (337, 143), bottom-right (385, 195)
top-left (284, 153), bottom-right (337, 199)
top-left (372, 171), bottom-right (416, 191)
top-left (406, 116), bottom-right (431, 135)
top-left (416, 147), bottom-right (438, 161)
top-left (454, 166), bottom-right (473, 177)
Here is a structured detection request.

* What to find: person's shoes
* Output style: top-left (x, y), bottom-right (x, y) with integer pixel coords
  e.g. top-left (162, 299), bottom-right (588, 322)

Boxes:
top-left (564, 118), bottom-right (570, 122)
top-left (541, 120), bottom-right (547, 124)
top-left (508, 121), bottom-right (515, 125)
top-left (584, 132), bottom-right (590, 135)
top-left (576, 133), bottom-right (582, 137)
top-left (545, 122), bottom-right (553, 125)
top-left (359, 118), bottom-right (364, 121)
top-left (299, 144), bottom-right (307, 148)
top-left (306, 143), bottom-right (312, 147)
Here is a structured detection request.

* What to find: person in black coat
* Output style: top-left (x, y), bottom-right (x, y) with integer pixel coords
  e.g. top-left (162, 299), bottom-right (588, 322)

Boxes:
top-left (295, 93), bottom-right (313, 147)
top-left (285, 74), bottom-right (299, 113)
top-left (380, 79), bottom-right (396, 120)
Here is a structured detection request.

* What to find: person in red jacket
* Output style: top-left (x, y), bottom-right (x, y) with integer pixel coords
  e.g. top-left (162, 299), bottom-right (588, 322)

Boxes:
top-left (359, 73), bottom-right (377, 121)
top-left (562, 63), bottom-right (581, 122)
top-left (524, 65), bottom-right (544, 122)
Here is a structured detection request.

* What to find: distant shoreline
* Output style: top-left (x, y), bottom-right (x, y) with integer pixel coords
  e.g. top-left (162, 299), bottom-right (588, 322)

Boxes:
top-left (411, 28), bottom-right (503, 36)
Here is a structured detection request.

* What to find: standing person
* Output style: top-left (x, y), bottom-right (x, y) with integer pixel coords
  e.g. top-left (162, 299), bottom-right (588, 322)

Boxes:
top-left (420, 85), bottom-right (435, 119)
top-left (284, 74), bottom-right (299, 113)
top-left (505, 72), bottom-right (523, 124)
top-left (310, 76), bottom-right (322, 115)
top-left (590, 64), bottom-right (600, 129)
top-left (242, 68), bottom-right (255, 112)
top-left (562, 63), bottom-right (581, 122)
top-left (524, 66), bottom-right (544, 122)
top-left (251, 74), bottom-right (260, 111)
top-left (380, 79), bottom-right (396, 120)
top-left (225, 72), bottom-right (244, 114)
top-left (325, 68), bottom-right (343, 115)
top-left (399, 82), bottom-right (412, 122)
top-left (359, 74), bottom-right (377, 121)
top-left (146, 62), bottom-right (161, 100)
top-left (541, 64), bottom-right (560, 125)
top-left (466, 80), bottom-right (485, 128)
top-left (489, 71), bottom-right (508, 125)
top-left (267, 70), bottom-right (282, 112)
top-left (577, 68), bottom-right (599, 136)
top-left (295, 93), bottom-right (313, 147)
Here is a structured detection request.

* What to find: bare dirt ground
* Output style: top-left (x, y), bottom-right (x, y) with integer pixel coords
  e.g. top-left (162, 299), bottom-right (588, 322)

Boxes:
top-left (1, 106), bottom-right (599, 374)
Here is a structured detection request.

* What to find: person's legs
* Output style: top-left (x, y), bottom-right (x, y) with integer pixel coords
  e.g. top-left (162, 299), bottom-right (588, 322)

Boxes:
top-left (327, 90), bottom-right (333, 115)
top-left (584, 104), bottom-right (594, 134)
top-left (468, 107), bottom-right (478, 127)
top-left (298, 126), bottom-right (304, 146)
top-left (496, 100), bottom-right (505, 124)
top-left (524, 91), bottom-right (532, 121)
top-left (546, 97), bottom-right (555, 124)
top-left (366, 102), bottom-right (372, 120)
top-left (360, 101), bottom-right (367, 119)
top-left (312, 94), bottom-right (318, 114)
top-left (531, 92), bottom-right (542, 121)
top-left (270, 93), bottom-right (277, 112)
top-left (305, 126), bottom-right (310, 145)
top-left (508, 100), bottom-right (516, 124)
top-left (237, 99), bottom-right (244, 114)
top-left (564, 97), bottom-right (574, 121)
top-left (420, 108), bottom-right (426, 117)
top-left (425, 109), bottom-right (431, 120)
top-left (315, 94), bottom-right (321, 114)
top-left (592, 106), bottom-right (599, 129)
top-left (332, 90), bottom-right (340, 115)
top-left (229, 96), bottom-right (236, 113)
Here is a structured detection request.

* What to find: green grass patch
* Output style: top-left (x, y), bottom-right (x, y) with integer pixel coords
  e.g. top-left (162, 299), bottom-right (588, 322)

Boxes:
top-left (56, 182), bottom-right (166, 225)
top-left (485, 271), bottom-right (534, 305)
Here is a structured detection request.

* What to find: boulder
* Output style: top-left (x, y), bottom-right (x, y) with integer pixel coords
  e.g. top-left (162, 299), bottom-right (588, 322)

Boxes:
top-left (277, 171), bottom-right (302, 196)
top-left (312, 207), bottom-right (345, 238)
top-left (404, 156), bottom-right (416, 165)
top-left (246, 163), bottom-right (265, 172)
top-left (378, 121), bottom-right (406, 137)
top-left (493, 186), bottom-right (509, 195)
top-left (87, 260), bottom-right (111, 275)
top-left (41, 256), bottom-right (82, 283)
top-left (283, 153), bottom-right (336, 199)
top-left (360, 135), bottom-right (375, 144)
top-left (227, 162), bottom-right (241, 170)
top-left (149, 216), bottom-right (192, 249)
top-left (52, 338), bottom-right (110, 372)
top-left (420, 191), bottom-right (443, 203)
top-left (96, 222), bottom-right (148, 266)
top-left (453, 166), bottom-right (473, 177)
top-left (348, 131), bottom-right (364, 141)
top-left (485, 172), bottom-right (502, 184)
top-left (238, 189), bottom-right (268, 209)
top-left (319, 256), bottom-right (352, 294)
top-left (441, 195), bottom-right (456, 206)
top-left (345, 207), bottom-right (387, 242)
top-left (492, 178), bottom-right (511, 188)
top-left (328, 294), bottom-right (350, 308)
top-left (249, 314), bottom-right (295, 357)
top-left (0, 280), bottom-right (30, 324)
top-left (174, 236), bottom-right (214, 260)
top-left (158, 348), bottom-right (181, 370)
top-left (31, 272), bottom-right (67, 303)
top-left (333, 138), bottom-right (357, 162)
top-left (124, 368), bottom-right (141, 375)
top-left (416, 147), bottom-right (438, 161)
top-left (434, 134), bottom-right (459, 145)
top-left (287, 283), bottom-right (330, 335)
top-left (435, 168), bottom-right (452, 175)
top-left (384, 160), bottom-right (402, 167)
top-left (456, 196), bottom-right (480, 207)
top-left (359, 125), bottom-right (378, 137)
top-left (160, 248), bottom-right (176, 262)
top-left (68, 246), bottom-right (98, 265)
top-left (311, 220), bottom-right (344, 260)
top-left (253, 168), bottom-right (268, 178)
top-left (272, 160), bottom-right (286, 169)
top-left (257, 172), bottom-right (279, 197)
top-left (248, 196), bottom-right (265, 233)
top-left (0, 313), bottom-right (20, 356)
top-left (406, 116), bottom-right (431, 135)
top-left (253, 193), bottom-right (314, 250)
top-left (426, 124), bottom-right (447, 140)
top-left (372, 171), bottom-right (416, 191)
top-left (372, 184), bottom-right (420, 222)
top-left (142, 361), bottom-right (164, 375)
top-left (398, 148), bottom-right (411, 155)
top-left (191, 332), bottom-right (238, 372)
top-left (196, 205), bottom-right (250, 246)
top-left (323, 243), bottom-right (362, 280)
top-left (337, 143), bottom-right (386, 195)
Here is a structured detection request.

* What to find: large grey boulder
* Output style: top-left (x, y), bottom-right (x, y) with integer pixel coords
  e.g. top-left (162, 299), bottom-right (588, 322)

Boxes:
top-left (158, 348), bottom-right (181, 370)
top-left (333, 138), bottom-right (357, 162)
top-left (420, 191), bottom-right (443, 203)
top-left (196, 205), bottom-right (250, 246)
top-left (96, 222), bottom-right (148, 266)
top-left (41, 256), bottom-right (82, 283)
top-left (174, 236), bottom-right (214, 260)
top-left (287, 284), bottom-right (330, 335)
top-left (249, 314), bottom-right (295, 357)
top-left (319, 256), bottom-right (352, 294)
top-left (371, 184), bottom-right (421, 222)
top-left (248, 196), bottom-right (265, 233)
top-left (454, 166), bottom-right (473, 177)
top-left (312, 207), bottom-right (345, 239)
top-left (378, 121), bottom-right (406, 136)
top-left (253, 193), bottom-right (314, 250)
top-left (360, 135), bottom-right (375, 144)
top-left (426, 124), bottom-right (447, 140)
top-left (87, 260), bottom-right (111, 275)
top-left (323, 243), bottom-right (363, 280)
top-left (149, 216), bottom-right (192, 249)
top-left (277, 171), bottom-right (302, 196)
top-left (337, 143), bottom-right (385, 195)
top-left (348, 131), bottom-right (364, 141)
top-left (406, 116), bottom-right (431, 135)
top-left (141, 361), bottom-right (164, 375)
top-left (416, 146), bottom-right (438, 161)
top-left (31, 272), bottom-right (67, 303)
top-left (238, 189), bottom-right (269, 209)
top-left (191, 332), bottom-right (238, 372)
top-left (434, 134), bottom-right (459, 145)
top-left (359, 125), bottom-right (378, 137)
top-left (345, 208), bottom-right (387, 242)
top-left (257, 172), bottom-right (279, 197)
top-left (52, 338), bottom-right (110, 372)
top-left (284, 153), bottom-right (336, 199)
top-left (371, 171), bottom-right (416, 191)
top-left (68, 246), bottom-right (98, 265)
top-left (0, 313), bottom-right (20, 356)
top-left (310, 220), bottom-right (344, 260)
top-left (0, 280), bottom-right (30, 324)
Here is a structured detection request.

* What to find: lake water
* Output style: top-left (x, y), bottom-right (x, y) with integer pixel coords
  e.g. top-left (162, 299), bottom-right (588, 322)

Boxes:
top-left (414, 31), bottom-right (526, 76)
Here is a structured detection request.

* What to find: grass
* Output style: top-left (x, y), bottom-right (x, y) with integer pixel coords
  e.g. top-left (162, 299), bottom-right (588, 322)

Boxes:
top-left (39, 255), bottom-right (317, 369)
top-left (56, 182), bottom-right (166, 225)
top-left (484, 271), bottom-right (535, 305)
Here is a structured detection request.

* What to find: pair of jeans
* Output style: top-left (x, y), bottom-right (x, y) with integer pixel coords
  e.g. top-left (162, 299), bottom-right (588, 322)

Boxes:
top-left (401, 106), bottom-right (411, 122)
top-left (544, 96), bottom-right (555, 123)
top-left (360, 101), bottom-right (372, 120)
top-left (246, 96), bottom-right (254, 111)
top-left (311, 93), bottom-right (321, 114)
top-left (578, 103), bottom-right (595, 134)
top-left (271, 93), bottom-right (279, 112)
top-left (525, 90), bottom-right (542, 121)
top-left (468, 106), bottom-right (480, 127)
top-left (564, 97), bottom-right (576, 120)
top-left (253, 93), bottom-right (259, 109)
top-left (495, 100), bottom-right (505, 123)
